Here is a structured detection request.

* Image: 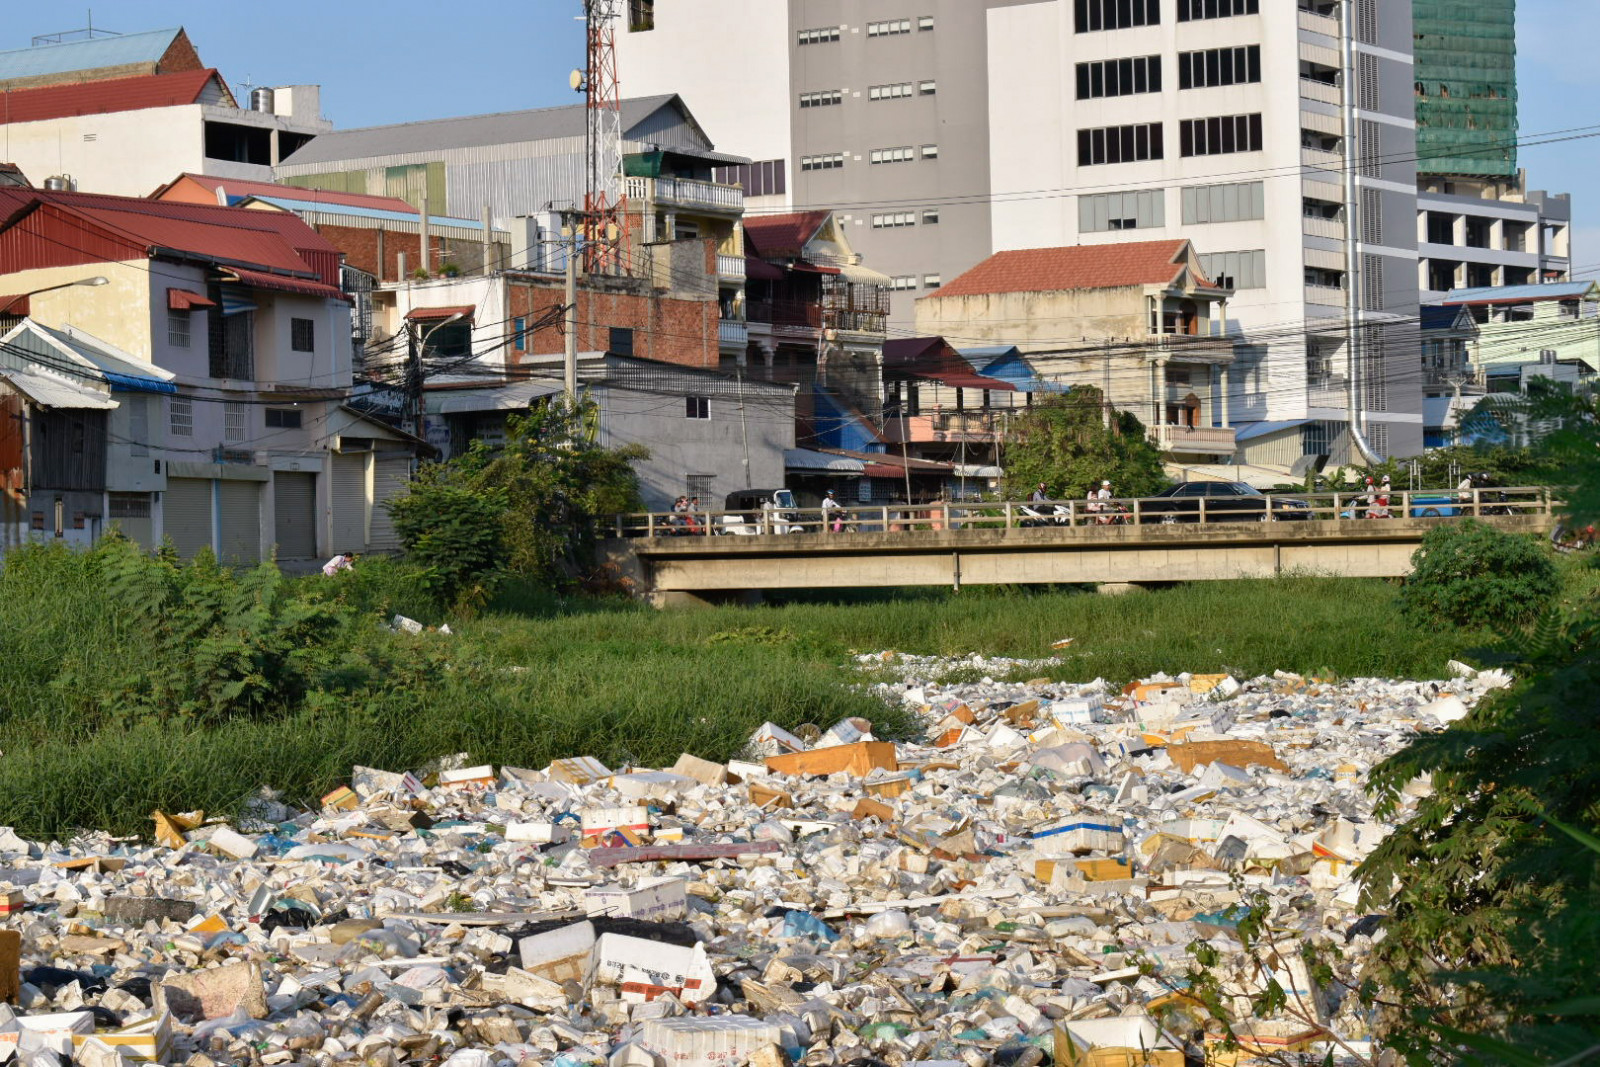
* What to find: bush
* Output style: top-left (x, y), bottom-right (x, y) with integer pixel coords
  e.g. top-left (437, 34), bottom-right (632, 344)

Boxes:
top-left (1401, 519), bottom-right (1560, 628)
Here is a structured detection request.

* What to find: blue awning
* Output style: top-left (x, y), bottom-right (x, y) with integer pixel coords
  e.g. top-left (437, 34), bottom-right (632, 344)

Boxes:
top-left (104, 371), bottom-right (177, 394)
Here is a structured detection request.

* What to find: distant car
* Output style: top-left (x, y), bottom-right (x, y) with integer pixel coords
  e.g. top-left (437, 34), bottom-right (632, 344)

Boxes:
top-left (1141, 481), bottom-right (1315, 524)
top-left (720, 488), bottom-right (804, 535)
top-left (1409, 494), bottom-right (1460, 518)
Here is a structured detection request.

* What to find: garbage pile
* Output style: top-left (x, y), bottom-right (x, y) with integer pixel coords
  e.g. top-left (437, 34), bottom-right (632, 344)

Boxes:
top-left (0, 656), bottom-right (1513, 1067)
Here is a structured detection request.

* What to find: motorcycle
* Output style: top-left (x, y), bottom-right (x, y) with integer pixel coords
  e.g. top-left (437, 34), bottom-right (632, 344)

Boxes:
top-left (1019, 503), bottom-right (1071, 528)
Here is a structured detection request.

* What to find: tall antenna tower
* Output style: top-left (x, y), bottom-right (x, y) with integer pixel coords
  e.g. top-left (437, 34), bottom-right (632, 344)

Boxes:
top-left (581, 0), bottom-right (629, 275)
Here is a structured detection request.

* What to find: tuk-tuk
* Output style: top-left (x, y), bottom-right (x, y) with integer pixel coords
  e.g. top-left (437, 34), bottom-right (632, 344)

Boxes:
top-left (721, 488), bottom-right (804, 535)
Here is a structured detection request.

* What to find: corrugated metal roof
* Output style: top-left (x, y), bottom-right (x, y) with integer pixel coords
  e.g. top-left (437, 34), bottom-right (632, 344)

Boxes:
top-left (279, 95), bottom-right (686, 167)
top-left (223, 267), bottom-right (344, 300)
top-left (157, 174), bottom-right (415, 213)
top-left (0, 68), bottom-right (223, 123)
top-left (253, 196), bottom-right (485, 229)
top-left (1442, 281), bottom-right (1600, 305)
top-left (929, 240), bottom-right (1210, 298)
top-left (425, 379), bottom-right (561, 414)
top-left (41, 323), bottom-right (174, 385)
top-left (0, 367), bottom-right (115, 409)
top-left (784, 448), bottom-right (864, 473)
top-left (0, 28), bottom-right (182, 82)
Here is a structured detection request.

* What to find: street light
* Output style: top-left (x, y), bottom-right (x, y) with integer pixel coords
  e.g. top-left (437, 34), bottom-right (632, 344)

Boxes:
top-left (0, 275), bottom-right (107, 315)
top-left (406, 311), bottom-right (465, 440)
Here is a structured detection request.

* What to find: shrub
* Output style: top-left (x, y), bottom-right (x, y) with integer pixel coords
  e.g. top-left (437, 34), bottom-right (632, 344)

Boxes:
top-left (384, 479), bottom-right (509, 610)
top-left (1401, 519), bottom-right (1559, 628)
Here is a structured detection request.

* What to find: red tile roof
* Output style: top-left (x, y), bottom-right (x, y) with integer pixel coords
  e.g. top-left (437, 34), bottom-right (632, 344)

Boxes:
top-left (744, 211), bottom-right (831, 260)
top-left (0, 69), bottom-right (228, 124)
top-left (883, 337), bottom-right (1015, 391)
top-left (154, 173), bottom-right (415, 215)
top-left (929, 240), bottom-right (1204, 298)
top-left (405, 305), bottom-right (476, 321)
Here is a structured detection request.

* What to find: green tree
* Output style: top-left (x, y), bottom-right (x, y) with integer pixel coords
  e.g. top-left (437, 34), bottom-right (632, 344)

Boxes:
top-left (1003, 386), bottom-right (1168, 500)
top-left (1399, 519), bottom-right (1560, 629)
top-left (385, 398), bottom-right (646, 605)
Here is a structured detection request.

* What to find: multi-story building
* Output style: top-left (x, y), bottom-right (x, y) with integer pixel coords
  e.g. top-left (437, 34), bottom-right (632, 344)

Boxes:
top-left (1440, 281), bottom-right (1600, 390)
top-left (617, 0), bottom-right (1426, 466)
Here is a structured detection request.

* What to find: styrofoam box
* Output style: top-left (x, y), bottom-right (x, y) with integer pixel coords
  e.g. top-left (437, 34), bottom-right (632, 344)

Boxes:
top-left (638, 1015), bottom-right (790, 1067)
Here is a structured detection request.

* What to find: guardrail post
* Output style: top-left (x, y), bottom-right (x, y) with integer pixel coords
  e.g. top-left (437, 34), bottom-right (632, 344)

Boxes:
top-left (1132, 498), bottom-right (1142, 526)
top-left (1199, 496), bottom-right (1207, 525)
top-left (647, 512), bottom-right (656, 538)
top-left (1068, 500), bottom-right (1077, 527)
top-left (1332, 492), bottom-right (1340, 522)
top-left (1472, 489), bottom-right (1481, 518)
top-left (941, 501), bottom-right (950, 531)
top-left (1005, 502), bottom-right (1013, 529)
top-left (614, 514), bottom-right (623, 537)
top-left (704, 511), bottom-right (713, 536)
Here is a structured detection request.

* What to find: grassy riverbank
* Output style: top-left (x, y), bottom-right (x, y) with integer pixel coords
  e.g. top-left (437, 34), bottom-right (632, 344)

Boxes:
top-left (0, 541), bottom-right (1582, 837)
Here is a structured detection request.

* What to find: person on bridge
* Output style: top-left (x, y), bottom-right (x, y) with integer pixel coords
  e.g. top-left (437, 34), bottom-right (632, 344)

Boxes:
top-left (822, 490), bottom-right (844, 533)
top-left (1032, 482), bottom-right (1050, 503)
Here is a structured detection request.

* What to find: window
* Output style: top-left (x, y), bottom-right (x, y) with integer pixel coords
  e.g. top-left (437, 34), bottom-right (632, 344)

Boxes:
top-left (922, 208), bottom-right (941, 225)
top-left (1074, 0), bottom-right (1160, 32)
top-left (867, 19), bottom-right (913, 36)
top-left (921, 144), bottom-right (939, 159)
top-left (798, 26), bottom-right (840, 44)
top-left (685, 396), bottom-right (710, 420)
top-left (919, 80), bottom-right (937, 95)
top-left (870, 146), bottom-right (916, 165)
top-left (872, 212), bottom-right (917, 228)
top-left (800, 89), bottom-right (842, 108)
top-left (923, 274), bottom-right (942, 289)
top-left (801, 153), bottom-right (845, 171)
top-left (918, 15), bottom-right (934, 30)
top-left (628, 0), bottom-right (654, 31)
top-left (1076, 55), bottom-right (1162, 99)
top-left (1181, 181), bottom-right (1265, 224)
top-left (1177, 0), bottom-right (1258, 20)
top-left (869, 82), bottom-right (914, 101)
top-left (609, 327), bottom-right (635, 356)
top-left (225, 401), bottom-right (246, 442)
top-left (1080, 189), bottom-right (1166, 232)
top-left (891, 276), bottom-right (919, 291)
top-left (1198, 250), bottom-right (1266, 290)
top-left (211, 309), bottom-right (254, 379)
top-left (1179, 113), bottom-right (1263, 156)
top-left (686, 474), bottom-right (713, 501)
top-left (290, 317), bottom-right (315, 352)
top-left (167, 310), bottom-right (191, 348)
top-left (513, 317), bottom-right (527, 352)
top-left (713, 159), bottom-right (786, 198)
top-left (1077, 123), bottom-right (1164, 166)
top-left (265, 408), bottom-right (303, 429)
top-left (169, 396), bottom-right (193, 437)
top-left (1178, 45), bottom-right (1260, 89)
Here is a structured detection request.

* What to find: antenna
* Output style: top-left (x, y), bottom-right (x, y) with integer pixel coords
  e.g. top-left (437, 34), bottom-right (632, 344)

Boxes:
top-left (580, 0), bottom-right (630, 277)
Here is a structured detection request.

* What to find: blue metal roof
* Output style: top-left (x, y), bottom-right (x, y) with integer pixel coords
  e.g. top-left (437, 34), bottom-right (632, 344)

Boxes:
top-left (1232, 419), bottom-right (1311, 443)
top-left (0, 29), bottom-right (182, 82)
top-left (1442, 280), bottom-right (1599, 305)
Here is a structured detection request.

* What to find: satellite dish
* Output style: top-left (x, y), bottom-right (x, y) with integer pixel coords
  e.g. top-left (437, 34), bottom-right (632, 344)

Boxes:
top-left (569, 69), bottom-right (585, 92)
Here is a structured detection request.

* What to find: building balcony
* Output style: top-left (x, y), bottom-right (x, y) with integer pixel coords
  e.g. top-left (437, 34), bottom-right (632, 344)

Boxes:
top-left (1303, 215), bottom-right (1345, 240)
top-left (1299, 77), bottom-right (1341, 106)
top-left (1154, 425), bottom-right (1237, 456)
top-left (881, 409), bottom-right (1011, 444)
top-left (716, 253), bottom-right (746, 283)
top-left (623, 175), bottom-right (744, 215)
top-left (747, 299), bottom-right (821, 342)
top-left (1305, 283), bottom-right (1346, 307)
top-left (1298, 8), bottom-right (1339, 37)
top-left (1307, 377), bottom-right (1349, 409)
top-left (1301, 146), bottom-right (1343, 172)
top-left (718, 318), bottom-right (748, 348)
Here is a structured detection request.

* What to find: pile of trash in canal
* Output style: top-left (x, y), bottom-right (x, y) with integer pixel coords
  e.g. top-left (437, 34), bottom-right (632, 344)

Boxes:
top-left (0, 653), bottom-right (1512, 1067)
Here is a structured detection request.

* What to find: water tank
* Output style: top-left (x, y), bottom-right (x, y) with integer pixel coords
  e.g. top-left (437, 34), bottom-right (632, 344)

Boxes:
top-left (250, 87), bottom-right (276, 113)
top-left (43, 175), bottom-right (75, 191)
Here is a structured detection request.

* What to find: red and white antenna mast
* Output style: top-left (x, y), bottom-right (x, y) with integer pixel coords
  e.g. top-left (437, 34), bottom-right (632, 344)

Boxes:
top-left (581, 0), bottom-right (629, 275)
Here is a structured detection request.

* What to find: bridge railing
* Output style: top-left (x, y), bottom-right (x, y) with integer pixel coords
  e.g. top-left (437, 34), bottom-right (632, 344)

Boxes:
top-left (607, 487), bottom-right (1557, 539)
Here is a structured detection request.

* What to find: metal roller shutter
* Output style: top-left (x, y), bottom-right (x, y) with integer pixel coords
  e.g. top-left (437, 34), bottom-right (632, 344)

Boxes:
top-left (330, 454), bottom-right (368, 553)
top-left (163, 478), bottom-right (212, 558)
top-left (217, 481), bottom-right (261, 564)
top-left (273, 472), bottom-right (318, 560)
top-left (367, 455), bottom-right (410, 551)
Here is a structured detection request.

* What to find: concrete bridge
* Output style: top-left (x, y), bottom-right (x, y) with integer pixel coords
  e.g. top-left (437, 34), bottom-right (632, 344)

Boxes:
top-left (602, 512), bottom-right (1553, 607)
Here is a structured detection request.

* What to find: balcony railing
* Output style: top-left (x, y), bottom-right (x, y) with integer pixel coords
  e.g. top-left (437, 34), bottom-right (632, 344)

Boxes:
top-left (1305, 283), bottom-right (1346, 307)
top-left (716, 253), bottom-right (745, 282)
top-left (623, 175), bottom-right (744, 214)
top-left (1307, 377), bottom-right (1349, 409)
top-left (747, 299), bottom-right (821, 329)
top-left (1302, 215), bottom-right (1345, 240)
top-left (1298, 8), bottom-right (1339, 36)
top-left (1299, 77), bottom-right (1341, 105)
top-left (718, 319), bottom-right (748, 347)
top-left (1301, 146), bottom-right (1342, 171)
top-left (1154, 425), bottom-right (1237, 455)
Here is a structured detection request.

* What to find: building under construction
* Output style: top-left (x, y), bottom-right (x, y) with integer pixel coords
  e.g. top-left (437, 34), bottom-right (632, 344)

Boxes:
top-left (1413, 0), bottom-right (1518, 179)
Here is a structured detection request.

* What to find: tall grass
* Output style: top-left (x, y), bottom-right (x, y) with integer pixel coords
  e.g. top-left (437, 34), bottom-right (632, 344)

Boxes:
top-left (0, 542), bottom-right (1539, 838)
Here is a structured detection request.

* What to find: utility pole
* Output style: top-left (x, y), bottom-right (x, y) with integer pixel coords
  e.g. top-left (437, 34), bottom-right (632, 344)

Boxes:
top-left (563, 214), bottom-right (579, 402)
top-left (405, 322), bottom-right (423, 440)
top-left (736, 364), bottom-right (751, 488)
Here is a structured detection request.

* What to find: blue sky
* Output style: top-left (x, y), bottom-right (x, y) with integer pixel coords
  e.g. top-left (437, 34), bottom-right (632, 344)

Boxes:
top-left (14, 1), bottom-right (1597, 271)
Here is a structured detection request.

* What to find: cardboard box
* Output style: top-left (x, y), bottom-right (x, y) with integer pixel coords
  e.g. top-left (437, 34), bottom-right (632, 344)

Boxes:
top-left (1055, 1017), bottom-right (1183, 1067)
top-left (580, 806), bottom-right (650, 841)
top-left (1166, 741), bottom-right (1288, 774)
top-left (584, 878), bottom-right (688, 921)
top-left (518, 920), bottom-right (596, 984)
top-left (852, 798), bottom-right (894, 823)
top-left (0, 1011), bottom-right (95, 1055)
top-left (547, 757), bottom-right (612, 785)
top-left (764, 742), bottom-right (898, 779)
top-left (70, 1012), bottom-right (172, 1063)
top-left (320, 786), bottom-right (359, 812)
top-left (437, 765), bottom-right (496, 790)
top-left (864, 774), bottom-right (914, 799)
top-left (0, 891), bottom-right (23, 917)
top-left (748, 784), bottom-right (793, 811)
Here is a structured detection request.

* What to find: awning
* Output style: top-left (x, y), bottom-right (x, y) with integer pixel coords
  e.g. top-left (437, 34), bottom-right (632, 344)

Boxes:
top-left (167, 288), bottom-right (216, 311)
top-left (406, 305), bottom-right (476, 322)
top-left (784, 448), bottom-right (865, 473)
top-left (0, 369), bottom-right (116, 409)
top-left (103, 371), bottom-right (177, 395)
top-left (0, 296), bottom-right (29, 316)
top-left (745, 257), bottom-right (785, 282)
top-left (838, 263), bottom-right (891, 286)
top-left (952, 464), bottom-right (1004, 478)
top-left (223, 267), bottom-right (344, 300)
top-left (789, 262), bottom-right (842, 275)
top-left (425, 379), bottom-right (561, 415)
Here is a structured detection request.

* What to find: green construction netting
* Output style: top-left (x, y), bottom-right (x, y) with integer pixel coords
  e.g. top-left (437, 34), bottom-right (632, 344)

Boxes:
top-left (1413, 0), bottom-right (1518, 179)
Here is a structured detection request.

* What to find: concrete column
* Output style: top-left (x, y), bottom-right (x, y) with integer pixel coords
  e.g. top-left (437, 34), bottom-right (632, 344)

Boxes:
top-left (1221, 365), bottom-right (1232, 428)
top-left (1452, 214), bottom-right (1467, 247)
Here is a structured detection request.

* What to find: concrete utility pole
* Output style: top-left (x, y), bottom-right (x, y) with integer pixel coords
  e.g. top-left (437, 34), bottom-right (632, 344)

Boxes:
top-left (563, 211), bottom-right (579, 401)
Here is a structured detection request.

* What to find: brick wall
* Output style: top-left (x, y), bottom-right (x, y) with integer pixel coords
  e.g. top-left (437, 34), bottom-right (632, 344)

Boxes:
top-left (313, 224), bottom-right (506, 283)
top-left (506, 273), bottom-right (718, 370)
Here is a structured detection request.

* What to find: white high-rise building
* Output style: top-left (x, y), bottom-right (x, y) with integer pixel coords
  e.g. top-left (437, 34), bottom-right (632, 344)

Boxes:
top-left (618, 0), bottom-right (1425, 462)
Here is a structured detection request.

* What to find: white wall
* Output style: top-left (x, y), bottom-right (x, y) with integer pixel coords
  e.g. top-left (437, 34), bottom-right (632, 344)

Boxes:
top-left (2, 106), bottom-right (207, 197)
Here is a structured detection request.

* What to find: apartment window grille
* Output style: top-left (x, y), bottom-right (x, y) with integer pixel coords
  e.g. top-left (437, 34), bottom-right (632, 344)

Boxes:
top-left (224, 401), bottom-right (247, 442)
top-left (1077, 123), bottom-right (1164, 166)
top-left (686, 474), bottom-right (713, 500)
top-left (1177, 0), bottom-right (1258, 20)
top-left (922, 208), bottom-right (940, 224)
top-left (1354, 0), bottom-right (1377, 44)
top-left (169, 396), bottom-right (193, 437)
top-left (919, 80), bottom-right (936, 94)
top-left (869, 82), bottom-right (913, 101)
top-left (1362, 255), bottom-right (1386, 311)
top-left (1080, 189), bottom-right (1166, 232)
top-left (922, 274), bottom-right (942, 288)
top-left (798, 26), bottom-right (840, 44)
top-left (1358, 119), bottom-right (1381, 177)
top-left (890, 276), bottom-right (918, 291)
top-left (1179, 113), bottom-right (1263, 156)
top-left (1178, 45), bottom-right (1260, 89)
top-left (1360, 188), bottom-right (1383, 245)
top-left (870, 146), bottom-right (915, 164)
top-left (167, 310), bottom-right (191, 348)
top-left (801, 153), bottom-right (845, 171)
top-left (1197, 250), bottom-right (1266, 290)
top-left (867, 19), bottom-right (912, 36)
top-left (265, 408), bottom-right (303, 429)
top-left (872, 212), bottom-right (917, 228)
top-left (1074, 0), bottom-right (1159, 33)
top-left (290, 317), bottom-right (315, 352)
top-left (685, 396), bottom-right (710, 420)
top-left (918, 15), bottom-right (934, 30)
top-left (921, 144), bottom-right (939, 159)
top-left (1181, 181), bottom-right (1264, 223)
top-left (1076, 55), bottom-right (1161, 99)
top-left (1357, 54), bottom-right (1380, 110)
top-left (210, 309), bottom-right (254, 380)
top-left (800, 89), bottom-right (843, 108)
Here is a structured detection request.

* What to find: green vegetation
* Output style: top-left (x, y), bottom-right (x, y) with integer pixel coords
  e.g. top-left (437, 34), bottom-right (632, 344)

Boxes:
top-left (1003, 386), bottom-right (1167, 500)
top-left (1400, 519), bottom-right (1560, 629)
